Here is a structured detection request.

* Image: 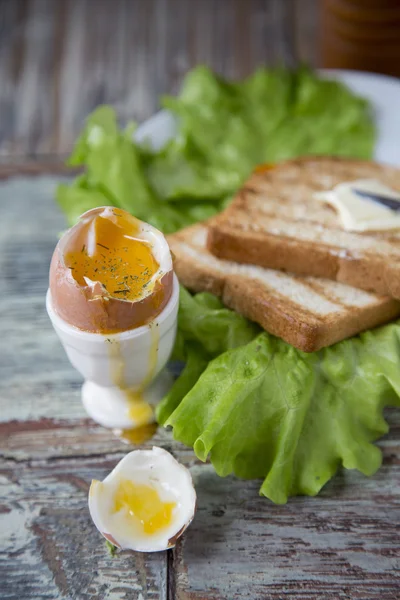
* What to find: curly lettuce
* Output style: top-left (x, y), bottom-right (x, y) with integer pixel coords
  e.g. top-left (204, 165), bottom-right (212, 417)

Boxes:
top-left (158, 290), bottom-right (400, 504)
top-left (57, 66), bottom-right (375, 231)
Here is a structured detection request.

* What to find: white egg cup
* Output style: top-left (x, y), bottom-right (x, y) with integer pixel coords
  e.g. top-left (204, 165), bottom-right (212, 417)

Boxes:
top-left (46, 274), bottom-right (179, 430)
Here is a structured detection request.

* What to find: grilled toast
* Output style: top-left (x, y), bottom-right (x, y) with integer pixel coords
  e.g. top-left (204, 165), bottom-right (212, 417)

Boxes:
top-left (168, 223), bottom-right (400, 352)
top-left (207, 157), bottom-right (400, 299)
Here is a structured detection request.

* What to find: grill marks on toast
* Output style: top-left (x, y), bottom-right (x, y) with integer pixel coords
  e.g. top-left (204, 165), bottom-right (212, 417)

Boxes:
top-left (240, 183), bottom-right (342, 228)
top-left (207, 157), bottom-right (400, 298)
top-left (169, 224), bottom-right (400, 352)
top-left (178, 241), bottom-right (340, 316)
top-left (214, 209), bottom-right (399, 254)
top-left (300, 277), bottom-right (381, 308)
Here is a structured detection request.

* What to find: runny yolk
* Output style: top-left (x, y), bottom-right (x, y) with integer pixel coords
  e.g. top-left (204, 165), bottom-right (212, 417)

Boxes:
top-left (65, 209), bottom-right (159, 301)
top-left (113, 480), bottom-right (176, 534)
top-left (117, 423), bottom-right (158, 445)
top-left (253, 162), bottom-right (275, 174)
top-left (126, 390), bottom-right (154, 426)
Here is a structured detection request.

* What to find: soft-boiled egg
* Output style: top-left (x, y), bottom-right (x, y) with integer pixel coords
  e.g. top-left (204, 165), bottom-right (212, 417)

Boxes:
top-left (50, 207), bottom-right (173, 333)
top-left (89, 447), bottom-right (196, 552)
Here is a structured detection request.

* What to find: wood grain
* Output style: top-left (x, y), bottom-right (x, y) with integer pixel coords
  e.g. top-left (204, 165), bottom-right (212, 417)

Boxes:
top-left (2, 3), bottom-right (397, 597)
top-left (1, 458), bottom-right (168, 600)
top-left (0, 0), bottom-right (318, 160)
top-left (0, 171), bottom-right (399, 599)
top-left (294, 0), bottom-right (320, 67)
top-left (173, 440), bottom-right (400, 600)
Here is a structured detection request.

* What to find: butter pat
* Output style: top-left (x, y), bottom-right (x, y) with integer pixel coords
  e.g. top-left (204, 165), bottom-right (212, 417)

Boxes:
top-left (314, 179), bottom-right (400, 232)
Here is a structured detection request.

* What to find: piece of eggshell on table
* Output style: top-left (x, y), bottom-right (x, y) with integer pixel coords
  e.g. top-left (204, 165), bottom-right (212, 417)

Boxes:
top-left (88, 447), bottom-right (197, 553)
top-left (49, 207), bottom-right (173, 333)
top-left (100, 518), bottom-right (195, 551)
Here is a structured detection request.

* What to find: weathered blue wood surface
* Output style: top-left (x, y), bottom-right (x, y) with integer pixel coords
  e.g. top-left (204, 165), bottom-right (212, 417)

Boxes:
top-left (0, 1), bottom-right (399, 597)
top-left (0, 174), bottom-right (399, 600)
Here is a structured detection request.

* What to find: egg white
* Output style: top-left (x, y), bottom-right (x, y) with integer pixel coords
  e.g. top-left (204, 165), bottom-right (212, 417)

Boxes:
top-left (135, 220), bottom-right (173, 298)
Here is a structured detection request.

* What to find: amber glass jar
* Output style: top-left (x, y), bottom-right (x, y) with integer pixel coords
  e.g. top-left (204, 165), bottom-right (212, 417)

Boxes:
top-left (321, 0), bottom-right (400, 77)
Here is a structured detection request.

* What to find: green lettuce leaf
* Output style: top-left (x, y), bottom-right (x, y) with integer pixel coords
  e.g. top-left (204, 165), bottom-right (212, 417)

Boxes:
top-left (157, 287), bottom-right (260, 425)
top-left (57, 67), bottom-right (375, 230)
top-left (157, 66), bottom-right (375, 199)
top-left (158, 291), bottom-right (400, 504)
top-left (56, 106), bottom-right (221, 233)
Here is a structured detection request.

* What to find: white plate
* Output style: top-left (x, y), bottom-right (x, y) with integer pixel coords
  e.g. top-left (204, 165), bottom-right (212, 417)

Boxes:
top-left (135, 69), bottom-right (400, 167)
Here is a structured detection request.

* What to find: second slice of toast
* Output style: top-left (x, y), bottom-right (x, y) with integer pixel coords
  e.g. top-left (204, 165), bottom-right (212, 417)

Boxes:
top-left (207, 157), bottom-right (400, 299)
top-left (168, 223), bottom-right (400, 352)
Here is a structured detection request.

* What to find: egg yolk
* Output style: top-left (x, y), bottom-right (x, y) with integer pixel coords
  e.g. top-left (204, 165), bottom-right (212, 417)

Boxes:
top-left (113, 480), bottom-right (176, 534)
top-left (253, 162), bottom-right (275, 174)
top-left (118, 423), bottom-right (158, 445)
top-left (65, 209), bottom-right (159, 301)
top-left (126, 390), bottom-right (154, 426)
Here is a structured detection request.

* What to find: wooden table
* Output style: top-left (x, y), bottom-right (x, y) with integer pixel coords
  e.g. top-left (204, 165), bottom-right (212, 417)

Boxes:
top-left (1, 2), bottom-right (399, 599)
top-left (0, 0), bottom-right (318, 161)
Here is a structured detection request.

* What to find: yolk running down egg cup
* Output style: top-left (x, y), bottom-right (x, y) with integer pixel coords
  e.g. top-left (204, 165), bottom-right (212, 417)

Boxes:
top-left (46, 207), bottom-right (179, 431)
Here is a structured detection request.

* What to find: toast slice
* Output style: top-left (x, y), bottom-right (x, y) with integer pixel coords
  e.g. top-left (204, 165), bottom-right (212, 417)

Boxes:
top-left (168, 223), bottom-right (400, 352)
top-left (207, 157), bottom-right (400, 299)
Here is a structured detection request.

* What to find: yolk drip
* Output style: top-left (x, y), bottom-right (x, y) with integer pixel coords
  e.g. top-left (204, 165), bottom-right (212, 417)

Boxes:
top-left (117, 423), bottom-right (158, 445)
top-left (253, 162), bottom-right (275, 174)
top-left (65, 209), bottom-right (159, 301)
top-left (126, 390), bottom-right (154, 426)
top-left (113, 480), bottom-right (176, 534)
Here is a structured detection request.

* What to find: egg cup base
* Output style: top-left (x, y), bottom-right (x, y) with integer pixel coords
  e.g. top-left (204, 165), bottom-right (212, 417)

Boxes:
top-left (81, 368), bottom-right (174, 430)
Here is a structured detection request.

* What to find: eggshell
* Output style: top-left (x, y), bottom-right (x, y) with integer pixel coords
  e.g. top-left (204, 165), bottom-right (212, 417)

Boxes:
top-left (88, 447), bottom-right (197, 552)
top-left (49, 208), bottom-right (173, 333)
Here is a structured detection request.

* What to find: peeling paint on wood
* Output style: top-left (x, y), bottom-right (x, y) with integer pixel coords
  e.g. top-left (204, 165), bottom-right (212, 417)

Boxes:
top-left (2, 3), bottom-right (398, 598)
top-left (0, 171), bottom-right (399, 599)
top-left (175, 455), bottom-right (400, 600)
top-left (0, 462), bottom-right (168, 600)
